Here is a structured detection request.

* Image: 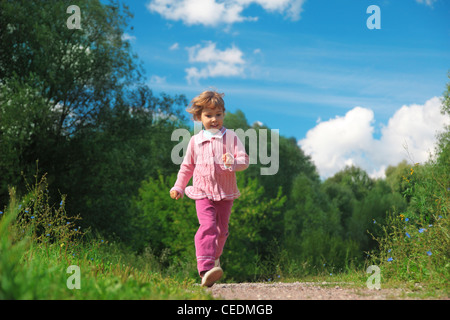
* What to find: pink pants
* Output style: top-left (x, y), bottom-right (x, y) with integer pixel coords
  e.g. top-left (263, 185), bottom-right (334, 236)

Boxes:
top-left (194, 198), bottom-right (234, 274)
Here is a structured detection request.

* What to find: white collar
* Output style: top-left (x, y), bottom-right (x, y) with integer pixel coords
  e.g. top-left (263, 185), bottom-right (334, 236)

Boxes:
top-left (196, 127), bottom-right (227, 144)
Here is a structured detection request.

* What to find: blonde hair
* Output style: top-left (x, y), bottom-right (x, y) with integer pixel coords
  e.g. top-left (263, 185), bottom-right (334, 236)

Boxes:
top-left (186, 90), bottom-right (225, 121)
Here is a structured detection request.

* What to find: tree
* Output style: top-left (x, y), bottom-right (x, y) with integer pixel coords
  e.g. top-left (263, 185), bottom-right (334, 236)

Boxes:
top-left (0, 0), bottom-right (140, 135)
top-left (321, 166), bottom-right (374, 237)
top-left (325, 166), bottom-right (374, 201)
top-left (0, 74), bottom-right (61, 205)
top-left (348, 179), bottom-right (406, 252)
top-left (0, 0), bottom-right (139, 199)
top-left (131, 174), bottom-right (198, 259)
top-left (224, 109), bottom-right (319, 199)
top-left (225, 178), bottom-right (286, 281)
top-left (54, 87), bottom-right (187, 241)
top-left (284, 173), bottom-right (359, 269)
top-left (321, 179), bottom-right (356, 234)
top-left (0, 0), bottom-right (188, 242)
top-left (385, 160), bottom-right (411, 195)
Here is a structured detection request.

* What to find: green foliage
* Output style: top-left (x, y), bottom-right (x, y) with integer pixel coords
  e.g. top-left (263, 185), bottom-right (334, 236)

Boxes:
top-left (0, 73), bottom-right (60, 205)
top-left (320, 165), bottom-right (408, 261)
top-left (56, 89), bottom-right (187, 241)
top-left (348, 179), bottom-right (407, 252)
top-left (370, 178), bottom-right (449, 287)
top-left (131, 174), bottom-right (198, 266)
top-left (0, 0), bottom-right (188, 240)
top-left (1, 0), bottom-right (139, 205)
top-left (0, 0), bottom-right (141, 132)
top-left (225, 179), bottom-right (286, 281)
top-left (0, 177), bottom-right (211, 299)
top-left (285, 173), bottom-right (359, 271)
top-left (385, 160), bottom-right (411, 194)
top-left (224, 109), bottom-right (251, 131)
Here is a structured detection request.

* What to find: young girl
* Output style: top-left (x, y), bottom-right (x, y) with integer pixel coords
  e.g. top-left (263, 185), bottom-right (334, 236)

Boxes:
top-left (170, 90), bottom-right (249, 287)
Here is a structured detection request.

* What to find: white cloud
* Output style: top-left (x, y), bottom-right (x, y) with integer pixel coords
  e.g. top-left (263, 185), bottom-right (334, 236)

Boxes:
top-left (121, 33), bottom-right (136, 42)
top-left (185, 41), bottom-right (245, 84)
top-left (169, 42), bottom-right (179, 50)
top-left (146, 0), bottom-right (305, 27)
top-left (373, 97), bottom-right (446, 166)
top-left (298, 97), bottom-right (449, 179)
top-left (415, 0), bottom-right (438, 7)
top-left (150, 75), bottom-right (167, 85)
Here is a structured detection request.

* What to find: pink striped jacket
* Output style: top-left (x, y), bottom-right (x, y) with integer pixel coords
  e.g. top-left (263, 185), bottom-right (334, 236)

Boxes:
top-left (171, 127), bottom-right (249, 201)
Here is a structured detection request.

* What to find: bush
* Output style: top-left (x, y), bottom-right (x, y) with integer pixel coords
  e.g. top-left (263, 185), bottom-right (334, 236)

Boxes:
top-left (0, 175), bottom-right (211, 299)
top-left (225, 179), bottom-right (286, 281)
top-left (131, 174), bottom-right (198, 273)
top-left (370, 163), bottom-right (449, 287)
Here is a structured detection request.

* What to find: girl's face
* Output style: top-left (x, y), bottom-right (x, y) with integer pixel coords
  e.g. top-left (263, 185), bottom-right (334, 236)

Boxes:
top-left (200, 106), bottom-right (224, 131)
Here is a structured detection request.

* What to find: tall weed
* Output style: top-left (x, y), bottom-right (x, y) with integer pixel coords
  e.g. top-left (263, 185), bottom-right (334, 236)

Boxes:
top-left (0, 175), bottom-right (211, 299)
top-left (369, 163), bottom-right (449, 288)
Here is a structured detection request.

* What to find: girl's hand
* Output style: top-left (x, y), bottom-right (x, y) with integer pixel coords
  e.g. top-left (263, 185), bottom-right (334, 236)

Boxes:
top-left (170, 190), bottom-right (181, 200)
top-left (223, 153), bottom-right (234, 167)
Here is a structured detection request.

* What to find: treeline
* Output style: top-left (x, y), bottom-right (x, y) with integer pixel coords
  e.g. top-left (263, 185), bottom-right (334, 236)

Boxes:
top-left (1, 0), bottom-right (448, 282)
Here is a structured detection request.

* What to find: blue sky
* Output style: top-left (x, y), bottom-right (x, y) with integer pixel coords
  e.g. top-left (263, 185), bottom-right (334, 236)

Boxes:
top-left (120, 0), bottom-right (449, 178)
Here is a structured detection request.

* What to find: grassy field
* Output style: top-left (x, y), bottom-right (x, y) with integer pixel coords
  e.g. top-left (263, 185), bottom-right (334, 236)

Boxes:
top-left (0, 181), bottom-right (212, 300)
top-left (1, 175), bottom-right (448, 300)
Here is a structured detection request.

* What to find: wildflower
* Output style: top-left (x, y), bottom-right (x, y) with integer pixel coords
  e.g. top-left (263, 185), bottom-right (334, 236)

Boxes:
top-left (426, 251), bottom-right (432, 256)
top-left (0, 211), bottom-right (3, 214)
top-left (406, 232), bottom-right (411, 238)
top-left (46, 233), bottom-right (50, 237)
top-left (418, 228), bottom-right (426, 233)
top-left (387, 257), bottom-right (393, 262)
top-left (388, 249), bottom-right (391, 253)
top-left (30, 216), bottom-right (35, 219)
top-left (60, 201), bottom-right (63, 206)
top-left (428, 224), bottom-right (433, 227)
top-left (410, 168), bottom-right (414, 175)
top-left (60, 243), bottom-right (65, 248)
top-left (373, 219), bottom-right (376, 224)
top-left (405, 217), bottom-right (409, 222)
top-left (438, 215), bottom-right (442, 219)
top-left (400, 214), bottom-right (405, 221)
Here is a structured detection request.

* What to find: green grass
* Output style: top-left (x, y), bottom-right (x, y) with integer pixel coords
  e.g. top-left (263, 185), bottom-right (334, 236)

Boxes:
top-left (365, 162), bottom-right (450, 297)
top-left (1, 240), bottom-right (212, 300)
top-left (0, 179), bottom-right (212, 300)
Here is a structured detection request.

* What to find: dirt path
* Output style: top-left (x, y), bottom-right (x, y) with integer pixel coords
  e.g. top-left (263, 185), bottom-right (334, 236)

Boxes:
top-left (206, 281), bottom-right (436, 300)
